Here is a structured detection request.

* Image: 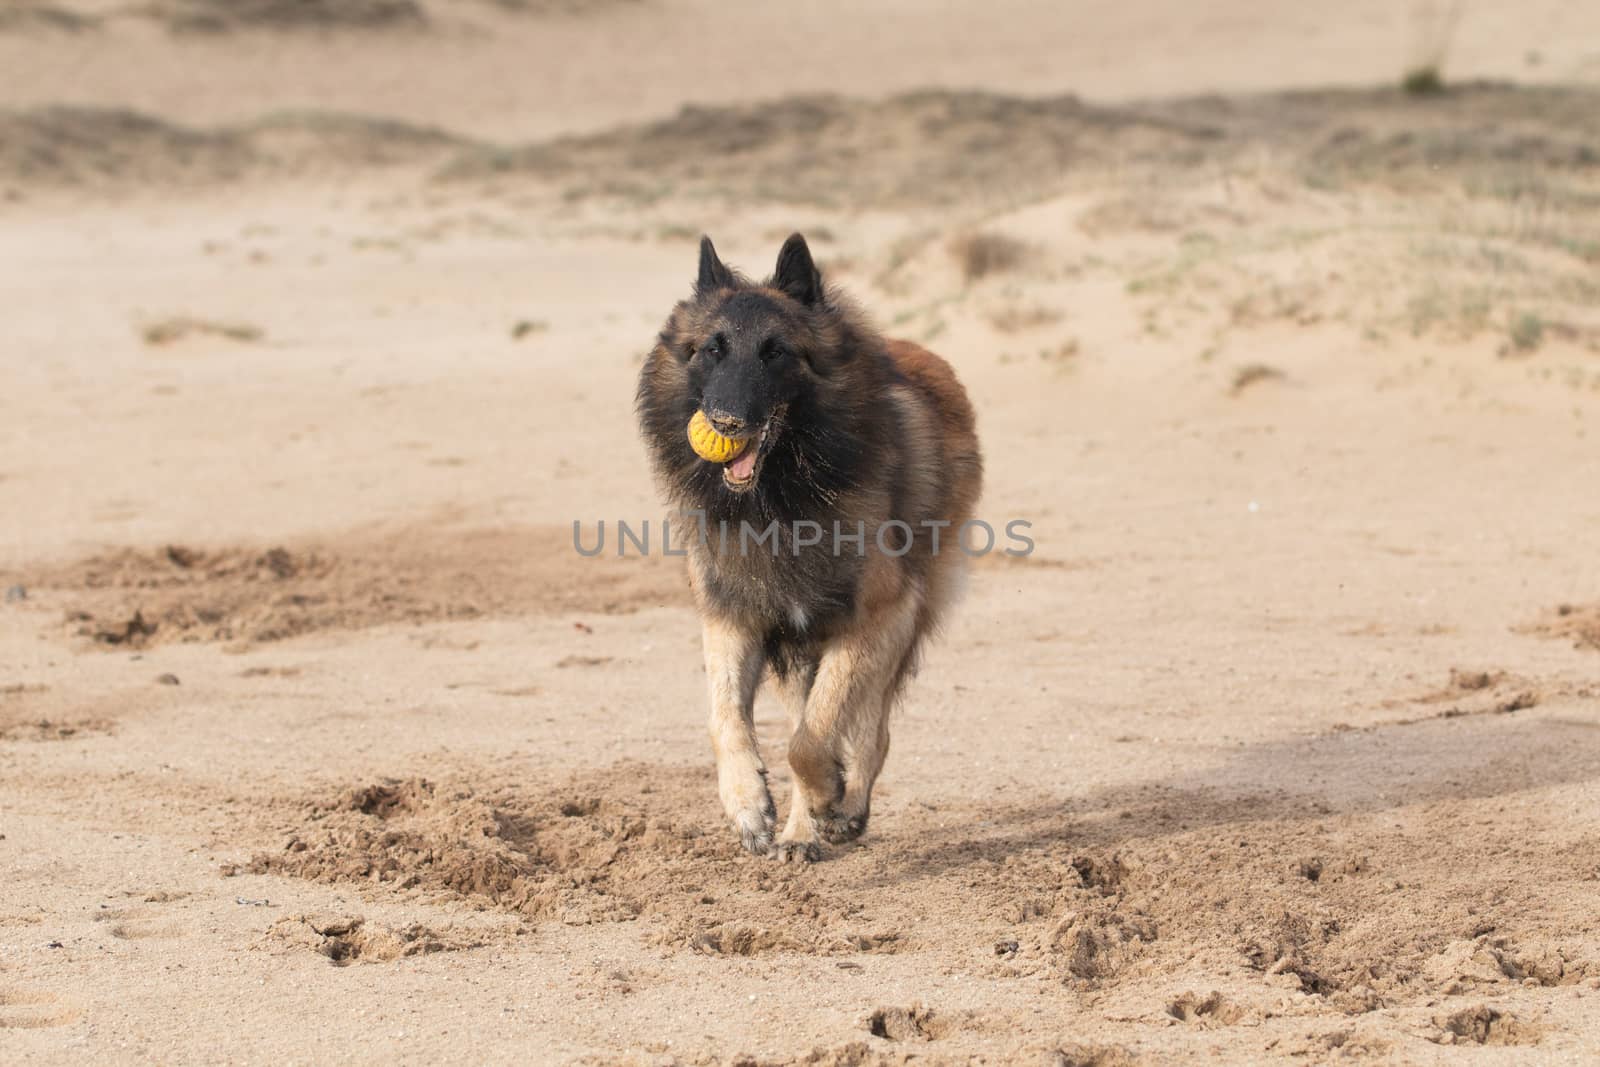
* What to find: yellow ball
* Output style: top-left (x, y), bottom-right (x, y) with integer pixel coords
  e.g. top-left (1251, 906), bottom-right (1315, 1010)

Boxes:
top-left (687, 409), bottom-right (749, 463)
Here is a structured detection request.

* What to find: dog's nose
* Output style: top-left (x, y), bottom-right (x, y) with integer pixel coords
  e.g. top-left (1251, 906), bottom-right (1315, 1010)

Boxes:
top-left (707, 411), bottom-right (747, 437)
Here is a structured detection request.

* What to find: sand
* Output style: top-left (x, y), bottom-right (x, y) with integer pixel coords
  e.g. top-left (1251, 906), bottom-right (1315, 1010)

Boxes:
top-left (3, 1), bottom-right (1600, 1063)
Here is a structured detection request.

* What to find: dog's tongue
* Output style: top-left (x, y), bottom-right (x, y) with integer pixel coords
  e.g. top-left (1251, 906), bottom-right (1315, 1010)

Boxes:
top-left (727, 445), bottom-right (759, 481)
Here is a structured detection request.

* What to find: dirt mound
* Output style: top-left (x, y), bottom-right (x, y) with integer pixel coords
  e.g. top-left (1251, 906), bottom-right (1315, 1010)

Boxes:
top-left (1431, 1005), bottom-right (1543, 1046)
top-left (1052, 910), bottom-right (1157, 981)
top-left (1362, 666), bottom-right (1545, 727)
top-left (243, 766), bottom-right (913, 950)
top-left (243, 776), bottom-right (607, 917)
top-left (1422, 934), bottom-right (1573, 992)
top-left (7, 524), bottom-right (681, 649)
top-left (978, 795), bottom-right (1598, 1006)
top-left (1522, 602), bottom-right (1600, 652)
top-left (234, 758), bottom-right (1600, 1010)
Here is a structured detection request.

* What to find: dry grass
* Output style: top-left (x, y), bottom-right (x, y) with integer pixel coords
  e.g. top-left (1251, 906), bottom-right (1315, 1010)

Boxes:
top-left (949, 231), bottom-right (1034, 283)
top-left (154, 0), bottom-right (424, 34)
top-left (1231, 363), bottom-right (1286, 395)
top-left (1506, 311), bottom-right (1545, 354)
top-left (140, 317), bottom-right (264, 346)
top-left (1402, 1), bottom-right (1463, 96)
top-left (987, 304), bottom-right (1064, 333)
top-left (0, 3), bottom-right (96, 31)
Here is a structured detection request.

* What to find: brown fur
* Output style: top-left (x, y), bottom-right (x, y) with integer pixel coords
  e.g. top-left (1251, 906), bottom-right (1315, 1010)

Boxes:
top-left (635, 235), bottom-right (983, 861)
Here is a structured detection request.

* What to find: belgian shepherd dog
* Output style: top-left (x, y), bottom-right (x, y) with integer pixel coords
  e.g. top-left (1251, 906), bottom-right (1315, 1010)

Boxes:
top-left (636, 233), bottom-right (983, 861)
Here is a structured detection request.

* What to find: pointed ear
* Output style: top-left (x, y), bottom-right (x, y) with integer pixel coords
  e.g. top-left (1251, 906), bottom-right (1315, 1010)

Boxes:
top-left (773, 232), bottom-right (821, 306)
top-left (696, 235), bottom-right (733, 296)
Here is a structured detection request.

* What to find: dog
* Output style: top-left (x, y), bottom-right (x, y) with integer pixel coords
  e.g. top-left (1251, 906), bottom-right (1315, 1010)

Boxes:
top-left (635, 233), bottom-right (982, 861)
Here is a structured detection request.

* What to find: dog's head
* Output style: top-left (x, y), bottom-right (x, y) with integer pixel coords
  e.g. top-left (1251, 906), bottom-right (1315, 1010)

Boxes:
top-left (639, 233), bottom-right (865, 501)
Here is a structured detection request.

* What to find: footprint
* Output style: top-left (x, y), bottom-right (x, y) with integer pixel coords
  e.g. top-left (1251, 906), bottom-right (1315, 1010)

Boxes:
top-left (264, 913), bottom-right (482, 965)
top-left (96, 906), bottom-right (181, 941)
top-left (108, 921), bottom-right (181, 939)
top-left (866, 1004), bottom-right (953, 1041)
top-left (1434, 1005), bottom-right (1542, 1047)
top-left (1166, 991), bottom-right (1249, 1026)
top-left (0, 988), bottom-right (84, 1029)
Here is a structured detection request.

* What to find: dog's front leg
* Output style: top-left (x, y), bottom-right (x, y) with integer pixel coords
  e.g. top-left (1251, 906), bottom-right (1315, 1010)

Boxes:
top-left (701, 614), bottom-right (775, 856)
top-left (780, 589), bottom-right (920, 860)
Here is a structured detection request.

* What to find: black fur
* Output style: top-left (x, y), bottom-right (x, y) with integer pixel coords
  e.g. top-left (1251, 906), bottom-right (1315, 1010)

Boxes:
top-left (636, 234), bottom-right (931, 668)
top-left (772, 232), bottom-right (822, 306)
top-left (695, 235), bottom-right (734, 296)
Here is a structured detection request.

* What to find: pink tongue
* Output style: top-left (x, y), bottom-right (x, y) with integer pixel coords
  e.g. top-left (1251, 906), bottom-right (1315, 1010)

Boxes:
top-left (728, 445), bottom-right (759, 480)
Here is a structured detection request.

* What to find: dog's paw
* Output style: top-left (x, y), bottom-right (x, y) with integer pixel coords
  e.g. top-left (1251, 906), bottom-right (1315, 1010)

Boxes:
top-left (814, 809), bottom-right (868, 845)
top-left (769, 839), bottom-right (821, 864)
top-left (732, 802), bottom-right (776, 857)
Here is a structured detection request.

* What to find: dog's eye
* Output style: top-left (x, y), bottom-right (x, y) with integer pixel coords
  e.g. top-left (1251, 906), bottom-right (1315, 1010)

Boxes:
top-left (761, 340), bottom-right (790, 363)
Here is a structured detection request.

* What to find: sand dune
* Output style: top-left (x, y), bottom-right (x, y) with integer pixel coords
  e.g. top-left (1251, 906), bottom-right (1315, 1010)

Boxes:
top-left (8, 84), bottom-right (1600, 194)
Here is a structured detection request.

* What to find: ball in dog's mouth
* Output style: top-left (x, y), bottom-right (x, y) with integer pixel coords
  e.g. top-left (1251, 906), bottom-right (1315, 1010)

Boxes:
top-left (686, 409), bottom-right (749, 463)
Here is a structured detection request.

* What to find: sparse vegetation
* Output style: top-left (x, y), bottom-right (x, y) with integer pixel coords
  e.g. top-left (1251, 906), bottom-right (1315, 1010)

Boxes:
top-left (1038, 339), bottom-right (1079, 365)
top-left (1406, 283), bottom-right (1494, 339)
top-left (141, 317), bottom-right (263, 346)
top-left (948, 231), bottom-right (1033, 283)
top-left (1231, 363), bottom-right (1286, 394)
top-left (654, 223), bottom-right (698, 242)
top-left (483, 0), bottom-right (643, 12)
top-left (987, 304), bottom-right (1063, 333)
top-left (0, 3), bottom-right (97, 32)
top-left (1401, 67), bottom-right (1446, 96)
top-left (155, 0), bottom-right (424, 34)
top-left (1402, 1), bottom-right (1463, 96)
top-left (1507, 311), bottom-right (1544, 354)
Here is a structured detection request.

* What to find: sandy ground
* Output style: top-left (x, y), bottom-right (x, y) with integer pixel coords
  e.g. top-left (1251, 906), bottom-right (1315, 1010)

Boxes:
top-left (4, 2), bottom-right (1600, 1064)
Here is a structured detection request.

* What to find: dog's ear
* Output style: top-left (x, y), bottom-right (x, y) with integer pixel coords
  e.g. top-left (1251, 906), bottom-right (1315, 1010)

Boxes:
top-left (773, 232), bottom-right (821, 306)
top-left (696, 236), bottom-right (734, 296)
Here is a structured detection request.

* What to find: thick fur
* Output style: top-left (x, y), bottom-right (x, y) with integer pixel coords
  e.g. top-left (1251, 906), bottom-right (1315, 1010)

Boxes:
top-left (636, 234), bottom-right (982, 861)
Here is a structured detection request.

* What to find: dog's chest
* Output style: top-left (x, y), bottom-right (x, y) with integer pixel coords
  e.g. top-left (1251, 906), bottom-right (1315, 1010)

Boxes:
top-left (691, 540), bottom-right (859, 635)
